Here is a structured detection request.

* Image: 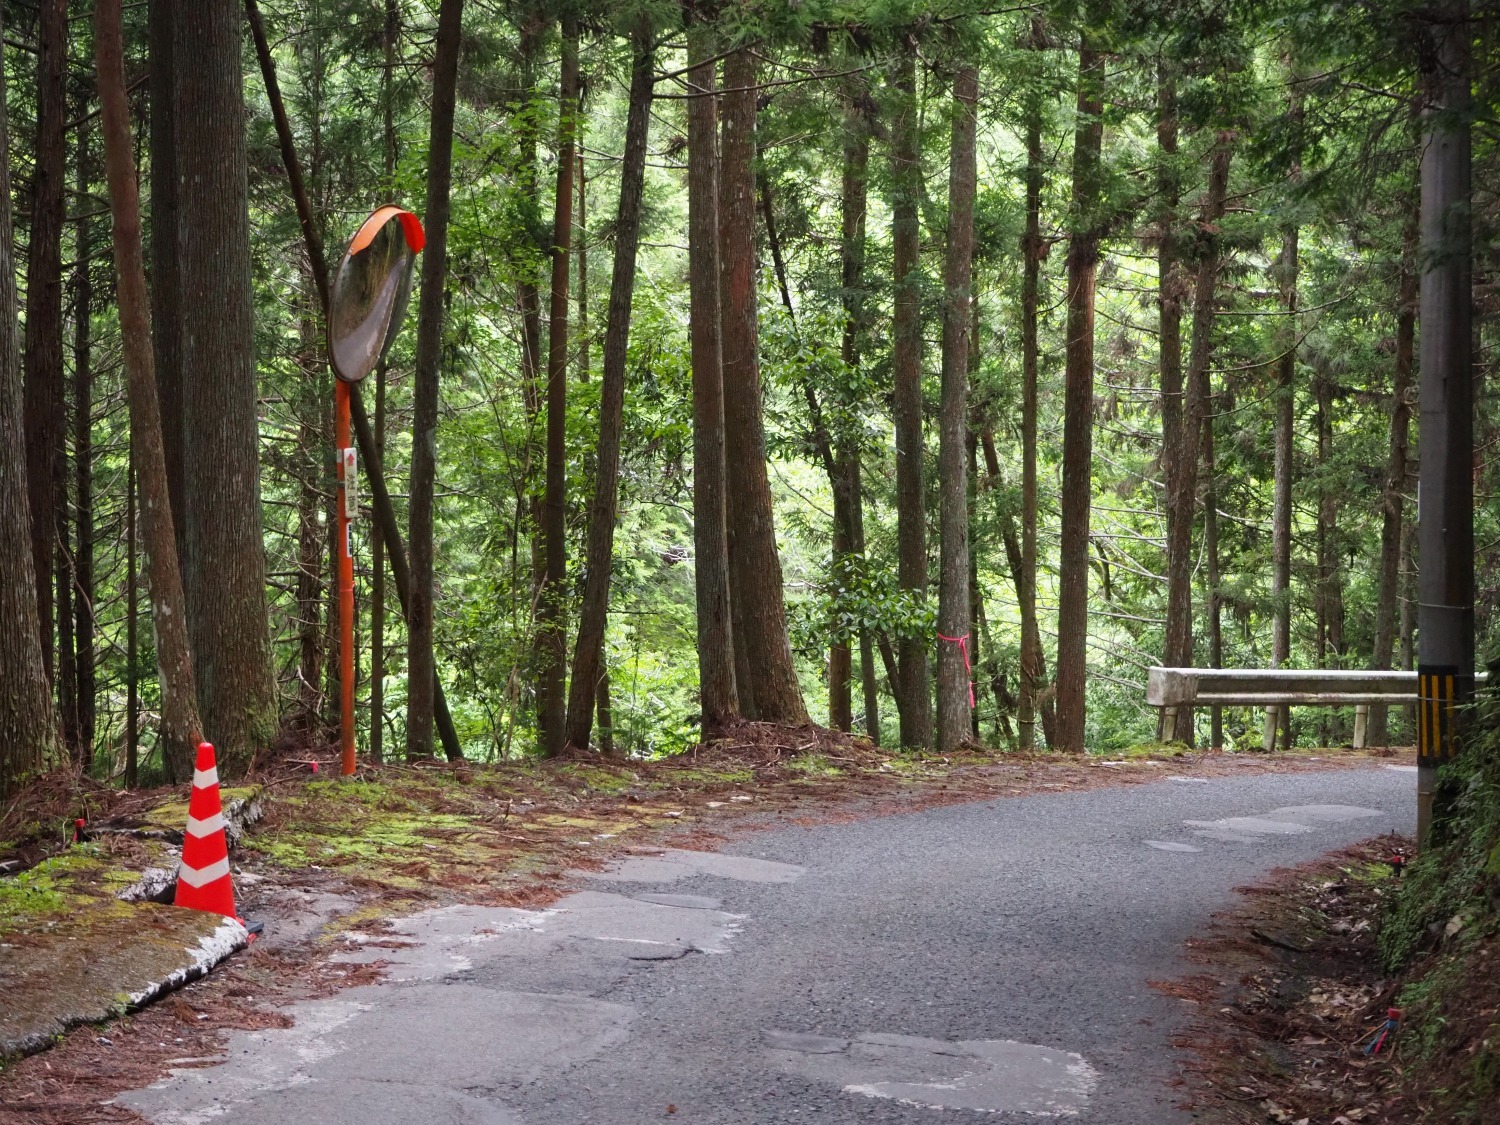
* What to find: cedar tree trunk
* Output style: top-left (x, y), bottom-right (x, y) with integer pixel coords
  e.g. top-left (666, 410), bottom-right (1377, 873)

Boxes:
top-left (935, 61), bottom-right (979, 752)
top-left (565, 26), bottom-right (653, 751)
top-left (720, 48), bottom-right (807, 726)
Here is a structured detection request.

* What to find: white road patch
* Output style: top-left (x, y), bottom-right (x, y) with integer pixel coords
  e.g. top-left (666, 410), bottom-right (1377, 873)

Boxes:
top-left (583, 846), bottom-right (804, 884)
top-left (1145, 840), bottom-right (1202, 853)
top-left (1184, 804), bottom-right (1385, 843)
top-left (1186, 815), bottom-right (1316, 836)
top-left (335, 903), bottom-right (551, 981)
top-left (542, 890), bottom-right (744, 954)
top-left (1166, 776), bottom-right (1210, 784)
top-left (1264, 804), bottom-right (1387, 826)
top-left (769, 1030), bottom-right (1098, 1116)
top-left (1385, 764), bottom-right (1419, 773)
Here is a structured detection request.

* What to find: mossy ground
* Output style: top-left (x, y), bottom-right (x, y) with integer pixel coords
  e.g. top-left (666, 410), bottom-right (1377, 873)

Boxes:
top-left (0, 839), bottom-right (176, 940)
top-left (238, 752), bottom-right (792, 899)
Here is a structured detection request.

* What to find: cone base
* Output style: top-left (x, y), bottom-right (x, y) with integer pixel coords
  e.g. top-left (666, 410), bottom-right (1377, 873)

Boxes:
top-left (175, 873), bottom-right (237, 919)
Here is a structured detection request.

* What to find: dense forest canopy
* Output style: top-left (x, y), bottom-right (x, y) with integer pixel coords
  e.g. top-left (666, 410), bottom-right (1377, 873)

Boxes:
top-left (0, 0), bottom-right (1497, 792)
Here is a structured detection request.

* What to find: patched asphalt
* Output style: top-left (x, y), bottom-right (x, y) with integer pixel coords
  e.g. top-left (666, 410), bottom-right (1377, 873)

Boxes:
top-left (118, 763), bottom-right (1414, 1124)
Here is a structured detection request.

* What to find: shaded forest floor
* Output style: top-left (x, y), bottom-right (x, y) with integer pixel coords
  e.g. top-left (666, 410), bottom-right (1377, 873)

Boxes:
top-left (0, 732), bottom-right (1405, 1122)
top-left (1172, 835), bottom-right (1499, 1124)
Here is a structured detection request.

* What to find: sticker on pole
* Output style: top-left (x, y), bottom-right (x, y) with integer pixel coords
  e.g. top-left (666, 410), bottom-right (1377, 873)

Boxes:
top-left (342, 447), bottom-right (358, 520)
top-left (328, 205), bottom-right (425, 384)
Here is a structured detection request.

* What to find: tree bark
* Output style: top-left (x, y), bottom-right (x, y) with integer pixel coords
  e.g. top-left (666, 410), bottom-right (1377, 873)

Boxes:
top-left (720, 48), bottom-right (807, 727)
top-left (1201, 360), bottom-right (1223, 751)
top-left (890, 33), bottom-right (931, 749)
top-left (23, 0), bottom-right (68, 682)
top-left (294, 287), bottom-right (326, 730)
top-left (565, 26), bottom-right (653, 752)
top-left (577, 152), bottom-right (589, 381)
top-left (1156, 64), bottom-right (1190, 744)
top-left (1368, 217), bottom-right (1416, 747)
top-left (537, 17), bottom-right (579, 757)
top-left (57, 461), bottom-right (75, 759)
top-left (371, 0), bottom-right (399, 764)
top-left (834, 83), bottom-right (872, 736)
top-left (125, 452), bottom-right (138, 786)
top-left (1019, 58), bottom-right (1048, 751)
top-left (1264, 82), bottom-right (1301, 752)
top-left (149, 0), bottom-right (185, 559)
top-left (685, 11), bottom-right (738, 732)
top-left (516, 17), bottom-right (547, 620)
top-left (96, 0), bottom-right (203, 778)
top-left (982, 428), bottom-right (1057, 749)
top-left (1054, 32), bottom-right (1105, 753)
top-left (73, 120), bottom-right (97, 768)
top-left (935, 61), bottom-right (979, 753)
top-left (1265, 223), bottom-right (1297, 752)
top-left (0, 4), bottom-right (60, 795)
top-left (1315, 369), bottom-right (1344, 743)
top-left (174, 0), bottom-right (275, 774)
top-left (407, 0), bottom-right (465, 759)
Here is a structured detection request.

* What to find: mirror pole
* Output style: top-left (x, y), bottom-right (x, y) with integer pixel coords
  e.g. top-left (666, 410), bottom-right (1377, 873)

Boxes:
top-left (348, 383), bottom-right (463, 760)
top-left (336, 379), bottom-right (357, 775)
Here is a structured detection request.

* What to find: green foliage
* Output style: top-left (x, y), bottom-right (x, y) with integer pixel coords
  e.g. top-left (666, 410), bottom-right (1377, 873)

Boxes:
top-left (1376, 696), bottom-right (1500, 1115)
top-left (15, 0), bottom-right (1500, 782)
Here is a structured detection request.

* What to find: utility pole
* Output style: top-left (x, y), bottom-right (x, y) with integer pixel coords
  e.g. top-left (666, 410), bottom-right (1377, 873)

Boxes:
top-left (1416, 0), bottom-right (1473, 842)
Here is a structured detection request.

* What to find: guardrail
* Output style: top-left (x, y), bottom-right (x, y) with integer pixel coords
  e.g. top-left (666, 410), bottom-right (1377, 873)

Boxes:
top-left (1146, 667), bottom-right (1489, 749)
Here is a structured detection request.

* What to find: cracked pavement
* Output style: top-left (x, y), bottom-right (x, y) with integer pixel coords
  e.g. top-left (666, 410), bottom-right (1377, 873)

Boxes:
top-left (116, 764), bottom-right (1415, 1123)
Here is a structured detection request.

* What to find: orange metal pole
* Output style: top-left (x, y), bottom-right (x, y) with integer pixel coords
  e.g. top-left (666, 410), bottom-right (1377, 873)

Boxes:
top-left (335, 378), bottom-right (357, 775)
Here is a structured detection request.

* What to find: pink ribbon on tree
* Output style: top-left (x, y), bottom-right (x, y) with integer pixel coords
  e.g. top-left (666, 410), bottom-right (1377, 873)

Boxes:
top-left (937, 632), bottom-right (976, 709)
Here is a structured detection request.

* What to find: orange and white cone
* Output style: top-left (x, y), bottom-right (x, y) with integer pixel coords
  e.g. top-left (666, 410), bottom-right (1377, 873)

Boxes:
top-left (174, 741), bottom-right (238, 920)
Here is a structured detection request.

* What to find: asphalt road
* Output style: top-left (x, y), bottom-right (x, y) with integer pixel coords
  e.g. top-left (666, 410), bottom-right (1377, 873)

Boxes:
top-left (120, 764), bottom-right (1416, 1124)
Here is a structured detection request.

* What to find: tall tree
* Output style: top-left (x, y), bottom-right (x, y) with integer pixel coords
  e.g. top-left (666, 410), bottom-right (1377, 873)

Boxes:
top-left (685, 9), bottom-right (738, 732)
top-left (890, 31), bottom-right (931, 749)
top-left (370, 0), bottom-right (400, 764)
top-left (1187, 137), bottom-right (1232, 751)
top-left (174, 0), bottom-right (275, 773)
top-left (935, 57), bottom-right (979, 752)
top-left (720, 47), bottom-right (807, 727)
top-left (1368, 215), bottom-right (1417, 747)
top-left (407, 0), bottom-right (465, 758)
top-left (1156, 63), bottom-right (1190, 744)
top-left (1053, 27), bottom-right (1106, 753)
top-left (1265, 210), bottom-right (1297, 752)
top-left (0, 2), bottom-right (60, 796)
top-left (835, 79), bottom-right (878, 742)
top-left (565, 23), bottom-right (654, 753)
top-left (1018, 19), bottom-right (1052, 750)
top-left (22, 0), bottom-right (68, 679)
top-left (72, 118), bottom-right (98, 766)
top-left (516, 16), bottom-right (547, 613)
top-left (538, 17), bottom-right (580, 757)
top-left (1162, 128), bottom-right (1232, 751)
top-left (149, 0), bottom-right (185, 553)
top-left (96, 0), bottom-right (203, 777)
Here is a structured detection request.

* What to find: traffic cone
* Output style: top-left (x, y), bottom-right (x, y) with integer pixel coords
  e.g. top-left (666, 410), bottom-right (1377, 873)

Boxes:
top-left (174, 741), bottom-right (238, 920)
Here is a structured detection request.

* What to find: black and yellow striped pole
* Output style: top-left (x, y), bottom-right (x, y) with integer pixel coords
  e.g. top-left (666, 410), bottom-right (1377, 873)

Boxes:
top-left (1415, 0), bottom-right (1474, 844)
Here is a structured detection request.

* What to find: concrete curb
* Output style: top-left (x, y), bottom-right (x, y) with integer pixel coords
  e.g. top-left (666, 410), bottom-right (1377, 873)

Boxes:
top-left (0, 911), bottom-right (249, 1062)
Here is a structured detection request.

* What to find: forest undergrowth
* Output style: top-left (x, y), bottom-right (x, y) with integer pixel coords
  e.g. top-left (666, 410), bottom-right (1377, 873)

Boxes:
top-left (1177, 708), bottom-right (1500, 1124)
